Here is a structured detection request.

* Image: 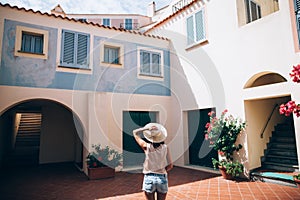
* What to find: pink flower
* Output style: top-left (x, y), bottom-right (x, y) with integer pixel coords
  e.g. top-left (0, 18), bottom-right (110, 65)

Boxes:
top-left (98, 156), bottom-right (102, 161)
top-left (208, 111), bottom-right (215, 116)
top-left (205, 123), bottom-right (210, 129)
top-left (218, 151), bottom-right (225, 156)
top-left (205, 134), bottom-right (208, 140)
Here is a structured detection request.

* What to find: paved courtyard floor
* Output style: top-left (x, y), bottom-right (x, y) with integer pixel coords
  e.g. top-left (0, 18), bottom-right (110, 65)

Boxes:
top-left (0, 163), bottom-right (299, 200)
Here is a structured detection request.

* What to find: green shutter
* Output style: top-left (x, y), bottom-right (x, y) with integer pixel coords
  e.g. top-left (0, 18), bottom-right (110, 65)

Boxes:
top-left (187, 16), bottom-right (194, 45)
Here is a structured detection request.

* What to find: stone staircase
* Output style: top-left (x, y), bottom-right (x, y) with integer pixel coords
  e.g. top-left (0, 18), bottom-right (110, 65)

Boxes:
top-left (7, 113), bottom-right (42, 166)
top-left (251, 119), bottom-right (298, 186)
top-left (260, 120), bottom-right (298, 172)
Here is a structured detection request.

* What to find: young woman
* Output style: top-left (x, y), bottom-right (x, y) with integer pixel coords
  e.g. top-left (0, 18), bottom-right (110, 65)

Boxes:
top-left (133, 123), bottom-right (173, 200)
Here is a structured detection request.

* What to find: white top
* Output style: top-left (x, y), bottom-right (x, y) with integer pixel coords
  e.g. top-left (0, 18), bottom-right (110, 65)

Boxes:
top-left (143, 143), bottom-right (168, 174)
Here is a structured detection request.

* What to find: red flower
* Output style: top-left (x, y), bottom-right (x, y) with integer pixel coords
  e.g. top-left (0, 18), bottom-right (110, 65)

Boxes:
top-left (92, 162), bottom-right (97, 167)
top-left (218, 151), bottom-right (225, 156)
top-left (290, 64), bottom-right (300, 83)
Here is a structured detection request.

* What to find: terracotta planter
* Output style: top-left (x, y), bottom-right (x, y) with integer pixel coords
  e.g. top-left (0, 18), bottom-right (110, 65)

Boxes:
top-left (88, 167), bottom-right (115, 180)
top-left (294, 178), bottom-right (300, 188)
top-left (219, 166), bottom-right (233, 180)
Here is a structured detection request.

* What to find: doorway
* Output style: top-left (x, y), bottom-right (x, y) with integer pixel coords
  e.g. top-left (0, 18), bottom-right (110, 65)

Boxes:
top-left (122, 111), bottom-right (157, 169)
top-left (188, 108), bottom-right (217, 168)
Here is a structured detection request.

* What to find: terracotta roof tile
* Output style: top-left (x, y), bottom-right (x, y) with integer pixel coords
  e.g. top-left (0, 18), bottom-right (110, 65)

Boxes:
top-left (0, 2), bottom-right (169, 41)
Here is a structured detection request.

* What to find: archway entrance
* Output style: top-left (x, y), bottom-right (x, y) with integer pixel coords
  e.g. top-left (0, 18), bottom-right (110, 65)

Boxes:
top-left (0, 99), bottom-right (84, 169)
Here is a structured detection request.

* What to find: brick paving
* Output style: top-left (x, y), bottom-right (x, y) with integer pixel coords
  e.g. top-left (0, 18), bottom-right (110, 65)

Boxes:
top-left (0, 163), bottom-right (299, 200)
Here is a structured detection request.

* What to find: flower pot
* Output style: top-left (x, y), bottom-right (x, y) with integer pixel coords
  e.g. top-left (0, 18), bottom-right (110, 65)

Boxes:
top-left (294, 178), bottom-right (300, 185)
top-left (219, 166), bottom-right (233, 180)
top-left (88, 166), bottom-right (115, 180)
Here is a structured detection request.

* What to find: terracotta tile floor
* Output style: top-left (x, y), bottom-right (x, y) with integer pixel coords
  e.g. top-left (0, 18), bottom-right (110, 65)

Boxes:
top-left (0, 163), bottom-right (299, 200)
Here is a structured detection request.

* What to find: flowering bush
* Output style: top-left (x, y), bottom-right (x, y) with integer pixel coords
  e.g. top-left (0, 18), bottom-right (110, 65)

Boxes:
top-left (279, 65), bottom-right (300, 117)
top-left (205, 109), bottom-right (246, 161)
top-left (290, 64), bottom-right (300, 83)
top-left (205, 110), bottom-right (246, 177)
top-left (279, 101), bottom-right (300, 117)
top-left (86, 144), bottom-right (122, 168)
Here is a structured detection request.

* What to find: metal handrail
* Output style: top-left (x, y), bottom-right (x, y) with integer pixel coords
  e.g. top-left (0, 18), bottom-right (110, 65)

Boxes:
top-left (260, 104), bottom-right (279, 138)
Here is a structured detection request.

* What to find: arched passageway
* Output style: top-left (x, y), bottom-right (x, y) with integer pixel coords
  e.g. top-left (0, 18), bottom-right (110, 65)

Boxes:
top-left (0, 99), bottom-right (84, 170)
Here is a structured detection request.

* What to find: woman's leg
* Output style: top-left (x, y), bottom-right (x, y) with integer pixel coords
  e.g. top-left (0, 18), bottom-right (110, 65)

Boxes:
top-left (144, 192), bottom-right (155, 200)
top-left (157, 192), bottom-right (167, 200)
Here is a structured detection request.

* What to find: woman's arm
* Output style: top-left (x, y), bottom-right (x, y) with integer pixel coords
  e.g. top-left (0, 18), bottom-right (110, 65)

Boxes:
top-left (133, 127), bottom-right (148, 150)
top-left (165, 147), bottom-right (173, 172)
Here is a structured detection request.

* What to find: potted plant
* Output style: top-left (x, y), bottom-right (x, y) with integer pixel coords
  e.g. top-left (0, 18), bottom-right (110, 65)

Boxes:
top-left (293, 173), bottom-right (300, 184)
top-left (86, 144), bottom-right (122, 180)
top-left (205, 109), bottom-right (246, 179)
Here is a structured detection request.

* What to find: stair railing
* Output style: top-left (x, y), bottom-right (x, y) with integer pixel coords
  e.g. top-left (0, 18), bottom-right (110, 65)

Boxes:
top-left (260, 104), bottom-right (279, 138)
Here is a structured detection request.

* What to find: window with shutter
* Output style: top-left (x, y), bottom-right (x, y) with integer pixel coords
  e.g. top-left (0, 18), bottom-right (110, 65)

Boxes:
top-left (186, 9), bottom-right (206, 46)
top-left (139, 49), bottom-right (162, 77)
top-left (21, 32), bottom-right (44, 54)
top-left (103, 18), bottom-right (110, 26)
top-left (14, 26), bottom-right (48, 59)
top-left (125, 19), bottom-right (133, 30)
top-left (60, 30), bottom-right (90, 69)
top-left (104, 46), bottom-right (120, 64)
top-left (245, 0), bottom-right (261, 23)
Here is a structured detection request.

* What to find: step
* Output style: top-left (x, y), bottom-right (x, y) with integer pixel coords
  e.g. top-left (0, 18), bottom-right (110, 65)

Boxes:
top-left (271, 137), bottom-right (296, 143)
top-left (275, 124), bottom-right (294, 131)
top-left (268, 149), bottom-right (298, 157)
top-left (262, 162), bottom-right (298, 172)
top-left (251, 171), bottom-right (297, 188)
top-left (265, 155), bottom-right (298, 165)
top-left (269, 143), bottom-right (296, 150)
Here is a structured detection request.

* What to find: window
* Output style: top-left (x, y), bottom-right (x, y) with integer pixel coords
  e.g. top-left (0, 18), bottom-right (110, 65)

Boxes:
top-left (245, 0), bottom-right (261, 23)
top-left (103, 18), bottom-right (110, 26)
top-left (138, 48), bottom-right (163, 78)
top-left (125, 19), bottom-right (133, 30)
top-left (186, 9), bottom-right (206, 46)
top-left (14, 26), bottom-right (48, 59)
top-left (294, 0), bottom-right (300, 47)
top-left (100, 42), bottom-right (124, 68)
top-left (104, 46), bottom-right (120, 64)
top-left (21, 32), bottom-right (43, 54)
top-left (60, 30), bottom-right (90, 69)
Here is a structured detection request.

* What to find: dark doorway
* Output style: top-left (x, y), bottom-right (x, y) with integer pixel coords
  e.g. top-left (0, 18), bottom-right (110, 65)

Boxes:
top-left (188, 108), bottom-right (217, 168)
top-left (122, 111), bottom-right (156, 169)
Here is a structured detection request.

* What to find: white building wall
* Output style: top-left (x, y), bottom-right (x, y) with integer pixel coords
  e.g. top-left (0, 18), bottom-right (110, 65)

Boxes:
top-left (148, 0), bottom-right (300, 170)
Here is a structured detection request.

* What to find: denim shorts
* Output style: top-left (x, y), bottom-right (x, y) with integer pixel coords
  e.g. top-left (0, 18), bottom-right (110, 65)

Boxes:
top-left (142, 173), bottom-right (168, 194)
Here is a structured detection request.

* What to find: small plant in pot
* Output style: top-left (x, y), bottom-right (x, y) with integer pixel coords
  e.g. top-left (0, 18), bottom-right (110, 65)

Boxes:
top-left (205, 109), bottom-right (246, 179)
top-left (86, 144), bottom-right (122, 180)
top-left (293, 173), bottom-right (300, 184)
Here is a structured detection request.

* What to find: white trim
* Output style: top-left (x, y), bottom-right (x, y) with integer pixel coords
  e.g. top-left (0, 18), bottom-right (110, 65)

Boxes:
top-left (137, 46), bottom-right (164, 81)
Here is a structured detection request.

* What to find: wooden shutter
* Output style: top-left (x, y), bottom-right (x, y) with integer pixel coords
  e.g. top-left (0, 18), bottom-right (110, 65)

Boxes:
top-left (62, 30), bottom-right (75, 65)
top-left (77, 33), bottom-right (88, 66)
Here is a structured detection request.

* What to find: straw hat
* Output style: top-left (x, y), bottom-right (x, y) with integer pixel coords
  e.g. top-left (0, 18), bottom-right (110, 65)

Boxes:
top-left (143, 123), bottom-right (167, 143)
